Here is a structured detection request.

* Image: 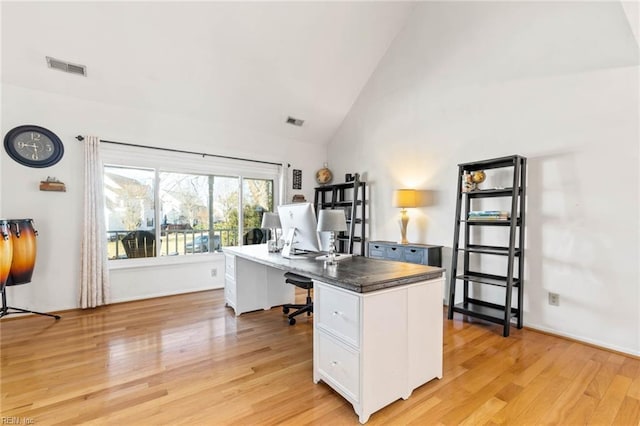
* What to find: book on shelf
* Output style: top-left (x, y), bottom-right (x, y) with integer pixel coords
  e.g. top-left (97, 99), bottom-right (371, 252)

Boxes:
top-left (467, 216), bottom-right (509, 221)
top-left (468, 210), bottom-right (509, 220)
top-left (468, 210), bottom-right (509, 216)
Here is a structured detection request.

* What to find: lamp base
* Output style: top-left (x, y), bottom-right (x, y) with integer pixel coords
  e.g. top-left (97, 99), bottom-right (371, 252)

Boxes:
top-left (399, 209), bottom-right (409, 245)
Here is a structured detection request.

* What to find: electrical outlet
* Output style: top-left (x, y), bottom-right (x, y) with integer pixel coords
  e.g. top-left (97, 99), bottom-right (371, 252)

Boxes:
top-left (548, 292), bottom-right (560, 306)
top-left (211, 268), bottom-right (217, 278)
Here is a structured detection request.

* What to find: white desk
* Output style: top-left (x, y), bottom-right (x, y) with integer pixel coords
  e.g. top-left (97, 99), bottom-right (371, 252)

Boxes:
top-left (223, 244), bottom-right (445, 423)
top-left (223, 250), bottom-right (295, 315)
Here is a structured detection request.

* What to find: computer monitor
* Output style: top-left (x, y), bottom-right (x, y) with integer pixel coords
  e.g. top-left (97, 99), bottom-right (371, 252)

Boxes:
top-left (277, 202), bottom-right (322, 258)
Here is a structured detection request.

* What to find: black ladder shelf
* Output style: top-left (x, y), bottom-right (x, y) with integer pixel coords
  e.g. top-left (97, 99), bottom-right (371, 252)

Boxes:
top-left (313, 176), bottom-right (366, 256)
top-left (447, 155), bottom-right (527, 337)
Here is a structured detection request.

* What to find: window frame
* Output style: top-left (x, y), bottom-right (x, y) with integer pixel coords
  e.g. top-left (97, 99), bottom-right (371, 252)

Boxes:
top-left (101, 144), bottom-right (281, 269)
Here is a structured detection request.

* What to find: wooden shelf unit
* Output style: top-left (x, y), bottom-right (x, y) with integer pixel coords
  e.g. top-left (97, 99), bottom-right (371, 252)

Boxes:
top-left (313, 177), bottom-right (366, 256)
top-left (447, 155), bottom-right (527, 337)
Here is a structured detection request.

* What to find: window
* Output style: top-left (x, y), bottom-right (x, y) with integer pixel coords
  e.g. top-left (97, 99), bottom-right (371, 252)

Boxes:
top-left (242, 178), bottom-right (274, 244)
top-left (102, 146), bottom-right (280, 261)
top-left (159, 172), bottom-right (212, 257)
top-left (105, 166), bottom-right (156, 260)
top-left (212, 176), bottom-right (240, 248)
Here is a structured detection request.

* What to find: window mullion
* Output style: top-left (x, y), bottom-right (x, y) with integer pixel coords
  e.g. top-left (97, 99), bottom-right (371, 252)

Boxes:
top-left (238, 176), bottom-right (244, 246)
top-left (208, 175), bottom-right (214, 252)
top-left (154, 169), bottom-right (161, 256)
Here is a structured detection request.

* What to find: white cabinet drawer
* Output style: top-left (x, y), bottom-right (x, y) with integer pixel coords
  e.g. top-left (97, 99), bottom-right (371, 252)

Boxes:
top-left (316, 283), bottom-right (360, 348)
top-left (225, 280), bottom-right (236, 300)
top-left (224, 253), bottom-right (236, 278)
top-left (317, 330), bottom-right (360, 402)
top-left (224, 274), bottom-right (237, 307)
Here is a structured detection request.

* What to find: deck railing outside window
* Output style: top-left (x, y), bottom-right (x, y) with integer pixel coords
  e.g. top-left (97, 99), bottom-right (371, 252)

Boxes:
top-left (107, 228), bottom-right (238, 259)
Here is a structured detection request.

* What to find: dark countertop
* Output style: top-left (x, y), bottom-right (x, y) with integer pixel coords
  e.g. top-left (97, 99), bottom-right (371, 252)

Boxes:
top-left (223, 244), bottom-right (444, 293)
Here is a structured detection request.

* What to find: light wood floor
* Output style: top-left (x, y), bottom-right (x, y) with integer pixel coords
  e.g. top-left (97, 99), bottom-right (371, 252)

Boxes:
top-left (1, 289), bottom-right (639, 425)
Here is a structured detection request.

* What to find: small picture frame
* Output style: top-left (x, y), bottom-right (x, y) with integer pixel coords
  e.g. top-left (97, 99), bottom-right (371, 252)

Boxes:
top-left (293, 169), bottom-right (302, 190)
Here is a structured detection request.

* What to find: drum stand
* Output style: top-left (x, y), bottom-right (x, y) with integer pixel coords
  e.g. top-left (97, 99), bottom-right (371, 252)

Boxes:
top-left (0, 286), bottom-right (61, 319)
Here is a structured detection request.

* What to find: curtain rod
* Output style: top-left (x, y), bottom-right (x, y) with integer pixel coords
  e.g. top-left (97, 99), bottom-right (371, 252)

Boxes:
top-left (75, 135), bottom-right (287, 167)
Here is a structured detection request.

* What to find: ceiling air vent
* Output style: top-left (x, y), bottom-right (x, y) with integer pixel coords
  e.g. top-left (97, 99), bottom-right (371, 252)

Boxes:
top-left (286, 116), bottom-right (304, 127)
top-left (46, 56), bottom-right (87, 77)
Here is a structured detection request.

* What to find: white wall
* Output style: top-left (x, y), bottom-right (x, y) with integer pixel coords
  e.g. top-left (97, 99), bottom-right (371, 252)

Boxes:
top-left (1, 84), bottom-right (325, 313)
top-left (328, 2), bottom-right (640, 354)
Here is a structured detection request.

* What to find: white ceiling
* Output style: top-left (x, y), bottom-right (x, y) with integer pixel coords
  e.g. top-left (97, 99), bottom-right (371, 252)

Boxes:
top-left (1, 1), bottom-right (414, 146)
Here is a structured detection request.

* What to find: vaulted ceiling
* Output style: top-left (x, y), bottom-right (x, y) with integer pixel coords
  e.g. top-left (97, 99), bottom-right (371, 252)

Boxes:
top-left (1, 1), bottom-right (415, 145)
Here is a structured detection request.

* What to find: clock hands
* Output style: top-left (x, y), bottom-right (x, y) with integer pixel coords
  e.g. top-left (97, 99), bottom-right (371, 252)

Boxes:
top-left (17, 141), bottom-right (38, 149)
top-left (17, 141), bottom-right (47, 160)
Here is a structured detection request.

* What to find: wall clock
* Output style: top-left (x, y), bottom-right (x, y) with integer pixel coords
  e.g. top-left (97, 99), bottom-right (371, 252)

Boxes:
top-left (4, 125), bottom-right (64, 168)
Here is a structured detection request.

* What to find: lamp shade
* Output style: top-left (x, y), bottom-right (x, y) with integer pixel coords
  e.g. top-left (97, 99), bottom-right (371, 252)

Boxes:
top-left (317, 209), bottom-right (348, 232)
top-left (393, 189), bottom-right (418, 208)
top-left (261, 212), bottom-right (281, 229)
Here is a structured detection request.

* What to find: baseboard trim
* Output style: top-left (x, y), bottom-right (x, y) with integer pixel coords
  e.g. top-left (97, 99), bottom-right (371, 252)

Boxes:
top-left (443, 304), bottom-right (639, 358)
top-left (523, 324), bottom-right (639, 359)
top-left (0, 287), bottom-right (223, 321)
top-left (109, 285), bottom-right (222, 305)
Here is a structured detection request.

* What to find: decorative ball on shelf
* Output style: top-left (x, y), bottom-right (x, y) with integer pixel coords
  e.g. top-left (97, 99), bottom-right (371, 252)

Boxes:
top-left (471, 170), bottom-right (486, 184)
top-left (315, 163), bottom-right (333, 185)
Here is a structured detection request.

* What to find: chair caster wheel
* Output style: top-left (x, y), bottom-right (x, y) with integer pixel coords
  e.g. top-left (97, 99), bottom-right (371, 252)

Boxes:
top-left (283, 307), bottom-right (290, 314)
top-left (289, 318), bottom-right (296, 325)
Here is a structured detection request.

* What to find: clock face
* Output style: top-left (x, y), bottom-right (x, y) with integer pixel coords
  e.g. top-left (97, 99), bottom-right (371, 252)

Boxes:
top-left (4, 125), bottom-right (64, 168)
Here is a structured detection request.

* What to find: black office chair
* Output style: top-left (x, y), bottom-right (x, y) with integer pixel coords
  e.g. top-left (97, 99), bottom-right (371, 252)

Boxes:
top-left (243, 228), bottom-right (265, 245)
top-left (282, 272), bottom-right (313, 325)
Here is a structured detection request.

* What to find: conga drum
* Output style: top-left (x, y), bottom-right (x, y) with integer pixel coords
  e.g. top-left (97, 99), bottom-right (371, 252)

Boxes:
top-left (7, 219), bottom-right (38, 285)
top-left (0, 220), bottom-right (13, 289)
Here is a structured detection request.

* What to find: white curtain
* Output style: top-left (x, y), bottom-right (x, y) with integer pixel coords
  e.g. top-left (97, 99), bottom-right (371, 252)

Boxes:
top-left (80, 136), bottom-right (110, 308)
top-left (279, 162), bottom-right (288, 205)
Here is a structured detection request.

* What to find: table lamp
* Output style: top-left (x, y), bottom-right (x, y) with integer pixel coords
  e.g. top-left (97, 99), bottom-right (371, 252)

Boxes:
top-left (393, 189), bottom-right (417, 244)
top-left (317, 209), bottom-right (348, 265)
top-left (261, 212), bottom-right (281, 252)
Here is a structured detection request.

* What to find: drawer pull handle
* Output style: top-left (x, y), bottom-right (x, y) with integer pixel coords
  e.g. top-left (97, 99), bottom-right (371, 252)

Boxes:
top-left (391, 247), bottom-right (397, 251)
top-left (331, 361), bottom-right (338, 367)
top-left (332, 311), bottom-right (341, 316)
